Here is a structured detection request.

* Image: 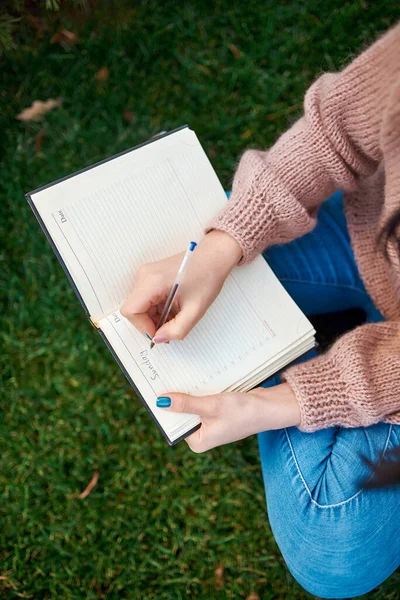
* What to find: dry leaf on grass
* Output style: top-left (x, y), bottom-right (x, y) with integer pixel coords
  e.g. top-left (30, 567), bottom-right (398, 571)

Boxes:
top-left (35, 129), bottom-right (46, 153)
top-left (51, 29), bottom-right (79, 45)
top-left (267, 103), bottom-right (303, 121)
top-left (196, 63), bottom-right (212, 75)
top-left (214, 564), bottom-right (225, 590)
top-left (241, 129), bottom-right (253, 139)
top-left (16, 98), bottom-right (63, 122)
top-left (95, 67), bottom-right (110, 82)
top-left (246, 594), bottom-right (260, 600)
top-left (69, 471), bottom-right (99, 499)
top-left (123, 110), bottom-right (136, 124)
top-left (228, 43), bottom-right (241, 59)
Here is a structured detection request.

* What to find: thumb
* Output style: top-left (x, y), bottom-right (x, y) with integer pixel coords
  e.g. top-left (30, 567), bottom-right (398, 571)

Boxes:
top-left (156, 392), bottom-right (217, 418)
top-left (154, 302), bottom-right (202, 342)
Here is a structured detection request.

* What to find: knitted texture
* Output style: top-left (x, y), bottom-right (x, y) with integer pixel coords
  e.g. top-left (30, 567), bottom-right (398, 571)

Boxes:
top-left (208, 23), bottom-right (400, 431)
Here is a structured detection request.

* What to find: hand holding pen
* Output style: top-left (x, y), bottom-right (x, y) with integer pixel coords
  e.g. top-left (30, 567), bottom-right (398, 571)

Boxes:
top-left (149, 241), bottom-right (197, 348)
top-left (120, 230), bottom-right (243, 343)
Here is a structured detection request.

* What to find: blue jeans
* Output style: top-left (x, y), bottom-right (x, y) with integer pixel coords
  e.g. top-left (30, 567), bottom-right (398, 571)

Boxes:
top-left (257, 192), bottom-right (400, 598)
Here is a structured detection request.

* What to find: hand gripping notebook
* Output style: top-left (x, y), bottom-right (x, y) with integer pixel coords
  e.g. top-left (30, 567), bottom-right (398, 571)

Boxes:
top-left (26, 126), bottom-right (316, 445)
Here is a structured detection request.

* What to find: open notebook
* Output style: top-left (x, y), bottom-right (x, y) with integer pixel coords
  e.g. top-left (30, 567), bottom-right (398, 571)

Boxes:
top-left (26, 126), bottom-right (316, 445)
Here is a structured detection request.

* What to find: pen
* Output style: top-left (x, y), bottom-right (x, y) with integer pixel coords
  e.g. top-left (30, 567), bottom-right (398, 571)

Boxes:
top-left (150, 241), bottom-right (197, 349)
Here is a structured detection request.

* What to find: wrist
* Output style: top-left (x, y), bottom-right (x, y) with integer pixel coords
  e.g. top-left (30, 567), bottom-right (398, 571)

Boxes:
top-left (198, 230), bottom-right (243, 275)
top-left (251, 383), bottom-right (301, 432)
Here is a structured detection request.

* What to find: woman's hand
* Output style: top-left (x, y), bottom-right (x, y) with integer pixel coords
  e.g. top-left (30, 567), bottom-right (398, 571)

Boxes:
top-left (121, 230), bottom-right (242, 343)
top-left (157, 383), bottom-right (301, 452)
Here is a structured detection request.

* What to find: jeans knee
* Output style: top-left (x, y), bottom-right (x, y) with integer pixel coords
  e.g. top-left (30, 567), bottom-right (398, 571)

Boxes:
top-left (286, 558), bottom-right (387, 599)
top-left (267, 499), bottom-right (396, 599)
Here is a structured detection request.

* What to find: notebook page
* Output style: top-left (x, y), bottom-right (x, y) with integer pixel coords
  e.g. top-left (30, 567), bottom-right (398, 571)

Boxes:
top-left (225, 333), bottom-right (315, 392)
top-left (102, 257), bottom-right (313, 396)
top-left (99, 312), bottom-right (200, 443)
top-left (232, 338), bottom-right (316, 393)
top-left (29, 128), bottom-right (231, 321)
top-left (98, 253), bottom-right (314, 441)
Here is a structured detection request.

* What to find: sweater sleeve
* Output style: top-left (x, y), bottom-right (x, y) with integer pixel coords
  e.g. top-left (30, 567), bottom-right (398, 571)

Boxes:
top-left (209, 24), bottom-right (400, 264)
top-left (282, 321), bottom-right (400, 431)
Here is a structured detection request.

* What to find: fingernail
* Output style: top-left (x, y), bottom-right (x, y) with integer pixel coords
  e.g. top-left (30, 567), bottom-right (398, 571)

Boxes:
top-left (153, 334), bottom-right (169, 344)
top-left (156, 396), bottom-right (171, 408)
top-left (145, 333), bottom-right (152, 341)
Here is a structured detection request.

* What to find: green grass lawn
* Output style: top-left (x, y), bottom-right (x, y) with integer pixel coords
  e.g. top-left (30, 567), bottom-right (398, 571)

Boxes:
top-left (1, 1), bottom-right (400, 598)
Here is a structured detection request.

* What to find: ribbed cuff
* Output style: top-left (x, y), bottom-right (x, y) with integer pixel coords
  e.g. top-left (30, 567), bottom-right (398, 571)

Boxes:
top-left (282, 356), bottom-right (360, 432)
top-left (206, 159), bottom-right (315, 265)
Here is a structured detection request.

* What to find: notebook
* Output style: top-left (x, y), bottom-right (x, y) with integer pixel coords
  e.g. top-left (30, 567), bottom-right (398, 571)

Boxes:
top-left (26, 126), bottom-right (316, 446)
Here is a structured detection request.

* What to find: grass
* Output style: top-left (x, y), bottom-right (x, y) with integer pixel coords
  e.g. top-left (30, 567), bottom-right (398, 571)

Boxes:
top-left (1, 1), bottom-right (400, 598)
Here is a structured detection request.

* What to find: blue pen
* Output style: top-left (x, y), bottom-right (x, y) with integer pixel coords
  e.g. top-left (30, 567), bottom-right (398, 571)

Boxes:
top-left (150, 241), bottom-right (197, 349)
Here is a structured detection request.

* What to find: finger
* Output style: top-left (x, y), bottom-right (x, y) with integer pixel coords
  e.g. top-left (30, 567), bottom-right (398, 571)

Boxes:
top-left (121, 309), bottom-right (157, 338)
top-left (121, 284), bottom-right (167, 336)
top-left (185, 428), bottom-right (207, 453)
top-left (148, 305), bottom-right (159, 319)
top-left (154, 302), bottom-right (202, 342)
top-left (156, 392), bottom-right (218, 418)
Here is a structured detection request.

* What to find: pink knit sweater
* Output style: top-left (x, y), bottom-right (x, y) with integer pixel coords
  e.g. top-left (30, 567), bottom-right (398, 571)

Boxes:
top-left (210, 24), bottom-right (400, 432)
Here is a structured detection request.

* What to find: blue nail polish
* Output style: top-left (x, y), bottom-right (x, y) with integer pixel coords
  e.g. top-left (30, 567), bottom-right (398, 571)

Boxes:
top-left (156, 396), bottom-right (171, 408)
top-left (145, 333), bottom-right (152, 341)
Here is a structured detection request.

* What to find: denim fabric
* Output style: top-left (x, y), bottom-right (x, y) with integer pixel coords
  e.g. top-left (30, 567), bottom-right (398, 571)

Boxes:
top-left (254, 192), bottom-right (400, 598)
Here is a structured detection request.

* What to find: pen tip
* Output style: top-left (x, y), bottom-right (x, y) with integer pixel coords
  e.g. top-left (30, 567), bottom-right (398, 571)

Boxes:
top-left (149, 341), bottom-right (155, 349)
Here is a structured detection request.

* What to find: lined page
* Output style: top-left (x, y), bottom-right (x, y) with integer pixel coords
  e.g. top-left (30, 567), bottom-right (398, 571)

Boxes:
top-left (99, 255), bottom-right (314, 442)
top-left (101, 258), bottom-right (314, 396)
top-left (29, 128), bottom-right (229, 320)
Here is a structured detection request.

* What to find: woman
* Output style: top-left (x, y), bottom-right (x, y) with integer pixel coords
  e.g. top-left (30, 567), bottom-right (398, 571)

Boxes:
top-left (121, 24), bottom-right (400, 598)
